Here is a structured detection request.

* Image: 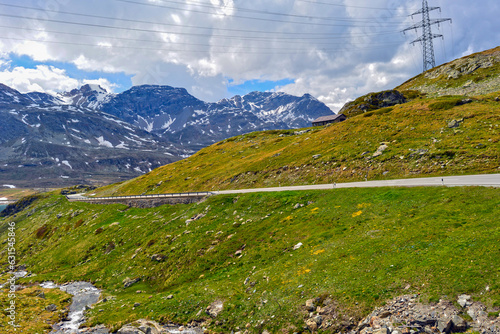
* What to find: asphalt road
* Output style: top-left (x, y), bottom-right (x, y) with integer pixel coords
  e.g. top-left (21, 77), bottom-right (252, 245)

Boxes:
top-left (214, 173), bottom-right (500, 195)
top-left (67, 174), bottom-right (500, 202)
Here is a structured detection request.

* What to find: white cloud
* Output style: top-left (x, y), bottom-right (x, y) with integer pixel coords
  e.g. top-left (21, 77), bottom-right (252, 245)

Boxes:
top-left (0, 0), bottom-right (498, 107)
top-left (0, 65), bottom-right (115, 94)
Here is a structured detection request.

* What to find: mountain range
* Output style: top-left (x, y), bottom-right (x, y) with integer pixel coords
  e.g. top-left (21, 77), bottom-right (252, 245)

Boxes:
top-left (0, 83), bottom-right (334, 187)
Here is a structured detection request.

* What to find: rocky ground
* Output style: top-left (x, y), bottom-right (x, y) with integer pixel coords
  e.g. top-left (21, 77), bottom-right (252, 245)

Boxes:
top-left (69, 294), bottom-right (500, 334)
top-left (399, 47), bottom-right (500, 97)
top-left (302, 294), bottom-right (500, 334)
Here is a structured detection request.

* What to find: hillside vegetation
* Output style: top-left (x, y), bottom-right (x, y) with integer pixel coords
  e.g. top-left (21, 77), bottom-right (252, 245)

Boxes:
top-left (90, 47), bottom-right (500, 198)
top-left (1, 187), bottom-right (499, 333)
top-left (93, 93), bottom-right (499, 197)
top-left (1, 47), bottom-right (500, 333)
top-left (398, 46), bottom-right (500, 97)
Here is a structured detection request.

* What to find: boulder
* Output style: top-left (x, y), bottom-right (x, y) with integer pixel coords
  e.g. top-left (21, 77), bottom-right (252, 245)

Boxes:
top-left (123, 277), bottom-right (141, 288)
top-left (45, 304), bottom-right (57, 311)
top-left (305, 299), bottom-right (316, 312)
top-left (117, 326), bottom-right (144, 334)
top-left (451, 315), bottom-right (467, 332)
top-left (457, 294), bottom-right (472, 307)
top-left (206, 300), bottom-right (224, 318)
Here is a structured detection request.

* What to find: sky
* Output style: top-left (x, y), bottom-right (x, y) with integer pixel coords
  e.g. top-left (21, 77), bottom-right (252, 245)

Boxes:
top-left (0, 0), bottom-right (499, 111)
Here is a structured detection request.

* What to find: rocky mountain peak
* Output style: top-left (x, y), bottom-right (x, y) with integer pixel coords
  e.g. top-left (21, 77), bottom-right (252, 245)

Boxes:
top-left (0, 83), bottom-right (31, 106)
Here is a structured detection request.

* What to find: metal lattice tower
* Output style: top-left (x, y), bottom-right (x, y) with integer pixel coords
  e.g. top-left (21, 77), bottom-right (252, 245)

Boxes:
top-left (403, 0), bottom-right (451, 72)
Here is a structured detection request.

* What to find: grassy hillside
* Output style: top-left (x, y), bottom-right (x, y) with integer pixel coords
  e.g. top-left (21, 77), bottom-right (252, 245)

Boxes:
top-left (93, 93), bottom-right (500, 197)
top-left (1, 47), bottom-right (500, 333)
top-left (1, 187), bottom-right (499, 333)
top-left (397, 46), bottom-right (500, 97)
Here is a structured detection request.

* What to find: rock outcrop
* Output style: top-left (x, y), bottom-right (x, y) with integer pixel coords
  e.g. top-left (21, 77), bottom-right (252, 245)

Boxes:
top-left (353, 294), bottom-right (499, 334)
top-left (398, 46), bottom-right (500, 97)
top-left (339, 90), bottom-right (407, 117)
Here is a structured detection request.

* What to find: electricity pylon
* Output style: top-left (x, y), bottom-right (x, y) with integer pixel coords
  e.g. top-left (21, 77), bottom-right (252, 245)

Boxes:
top-left (403, 0), bottom-right (451, 72)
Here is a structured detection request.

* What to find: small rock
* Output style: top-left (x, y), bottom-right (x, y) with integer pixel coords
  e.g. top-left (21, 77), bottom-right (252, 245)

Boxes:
top-left (123, 277), bottom-right (141, 288)
top-left (133, 302), bottom-right (141, 307)
top-left (373, 329), bottom-right (388, 334)
top-left (437, 318), bottom-right (453, 333)
top-left (166, 294), bottom-right (173, 299)
top-left (45, 304), bottom-right (57, 311)
top-left (305, 318), bottom-right (318, 331)
top-left (117, 325), bottom-right (144, 334)
top-left (150, 254), bottom-right (167, 262)
top-left (305, 299), bottom-right (316, 312)
top-left (312, 154), bottom-right (322, 159)
top-left (451, 315), bottom-right (467, 332)
top-left (293, 242), bottom-right (303, 250)
top-left (448, 119), bottom-right (461, 128)
top-left (370, 316), bottom-right (381, 329)
top-left (37, 292), bottom-right (46, 299)
top-left (457, 294), bottom-right (472, 307)
top-left (206, 300), bottom-right (224, 318)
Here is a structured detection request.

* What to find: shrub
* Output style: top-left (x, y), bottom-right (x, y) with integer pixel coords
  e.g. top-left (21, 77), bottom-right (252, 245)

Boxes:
top-left (428, 98), bottom-right (462, 111)
top-left (0, 195), bottom-right (41, 217)
top-left (74, 219), bottom-right (84, 228)
top-left (35, 224), bottom-right (50, 239)
top-left (374, 107), bottom-right (394, 115)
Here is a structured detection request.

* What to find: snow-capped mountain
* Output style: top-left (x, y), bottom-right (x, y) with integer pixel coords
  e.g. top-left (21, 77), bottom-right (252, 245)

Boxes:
top-left (56, 84), bottom-right (332, 150)
top-left (0, 84), bottom-right (185, 187)
top-left (0, 82), bottom-right (335, 186)
top-left (162, 91), bottom-right (333, 150)
top-left (55, 84), bottom-right (115, 108)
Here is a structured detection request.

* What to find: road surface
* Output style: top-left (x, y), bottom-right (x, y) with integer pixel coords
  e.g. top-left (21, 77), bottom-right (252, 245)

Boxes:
top-left (214, 173), bottom-right (500, 195)
top-left (67, 174), bottom-right (500, 203)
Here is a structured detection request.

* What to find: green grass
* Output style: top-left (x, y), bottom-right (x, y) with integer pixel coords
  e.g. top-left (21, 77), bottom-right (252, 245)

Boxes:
top-left (92, 93), bottom-right (500, 197)
top-left (1, 187), bottom-right (499, 332)
top-left (397, 46), bottom-right (500, 94)
top-left (0, 285), bottom-right (71, 334)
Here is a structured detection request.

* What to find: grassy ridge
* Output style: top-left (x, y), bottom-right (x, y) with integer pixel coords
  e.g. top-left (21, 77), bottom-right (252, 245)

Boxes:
top-left (1, 187), bottom-right (499, 332)
top-left (93, 94), bottom-right (500, 197)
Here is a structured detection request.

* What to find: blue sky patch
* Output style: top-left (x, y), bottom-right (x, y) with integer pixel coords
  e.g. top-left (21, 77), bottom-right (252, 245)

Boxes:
top-left (7, 54), bottom-right (132, 92)
top-left (227, 78), bottom-right (295, 96)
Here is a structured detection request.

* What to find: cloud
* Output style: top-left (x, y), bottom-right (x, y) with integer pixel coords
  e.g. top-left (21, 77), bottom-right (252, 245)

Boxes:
top-left (0, 64), bottom-right (115, 94)
top-left (0, 0), bottom-right (498, 108)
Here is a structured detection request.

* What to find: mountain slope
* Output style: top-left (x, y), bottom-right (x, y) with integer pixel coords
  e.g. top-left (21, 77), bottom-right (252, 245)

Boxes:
top-left (2, 186), bottom-right (499, 333)
top-left (57, 84), bottom-right (335, 150)
top-left (0, 89), bottom-right (185, 187)
top-left (92, 46), bottom-right (500, 197)
top-left (1, 46), bottom-right (500, 334)
top-left (397, 46), bottom-right (500, 97)
top-left (93, 93), bottom-right (500, 197)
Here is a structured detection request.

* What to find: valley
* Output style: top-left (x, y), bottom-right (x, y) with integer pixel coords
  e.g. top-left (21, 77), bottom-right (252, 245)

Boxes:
top-left (0, 46), bottom-right (499, 333)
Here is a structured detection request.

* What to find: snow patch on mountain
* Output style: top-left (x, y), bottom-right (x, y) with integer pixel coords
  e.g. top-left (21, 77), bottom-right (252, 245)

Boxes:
top-left (95, 136), bottom-right (113, 148)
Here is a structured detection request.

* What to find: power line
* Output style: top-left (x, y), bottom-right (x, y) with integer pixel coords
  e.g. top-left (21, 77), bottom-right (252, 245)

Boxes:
top-left (0, 13), bottom-right (400, 41)
top-left (124, 0), bottom-right (406, 21)
top-left (1, 24), bottom-right (403, 48)
top-left (295, 0), bottom-right (401, 11)
top-left (114, 0), bottom-right (403, 27)
top-left (0, 2), bottom-right (401, 38)
top-left (0, 35), bottom-right (402, 55)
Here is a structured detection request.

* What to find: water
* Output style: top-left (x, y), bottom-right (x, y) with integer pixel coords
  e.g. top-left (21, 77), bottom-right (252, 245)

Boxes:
top-left (42, 281), bottom-right (101, 334)
top-left (0, 204), bottom-right (7, 213)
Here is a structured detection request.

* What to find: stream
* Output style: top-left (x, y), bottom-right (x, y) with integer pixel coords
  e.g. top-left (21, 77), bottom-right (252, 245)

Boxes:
top-left (42, 281), bottom-right (101, 334)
